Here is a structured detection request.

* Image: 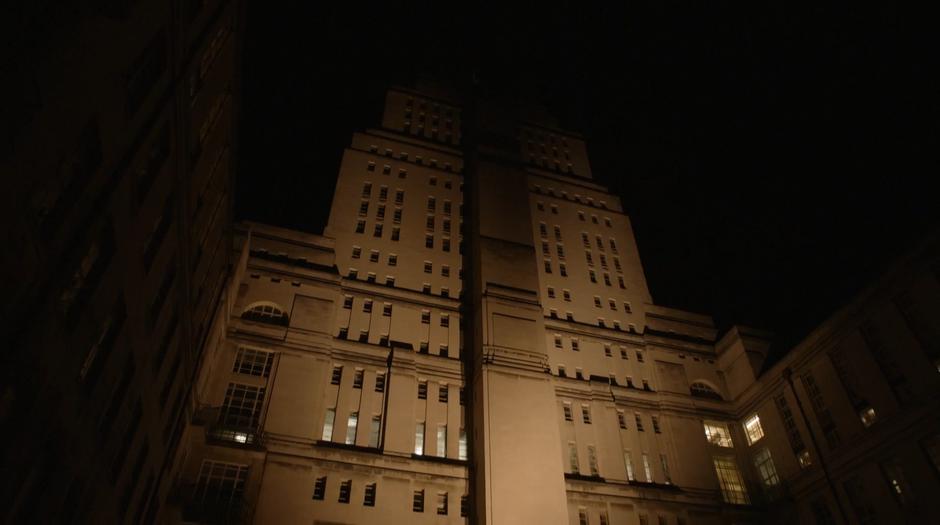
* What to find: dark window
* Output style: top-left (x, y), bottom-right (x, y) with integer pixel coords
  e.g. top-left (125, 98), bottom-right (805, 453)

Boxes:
top-left (338, 480), bottom-right (351, 503)
top-left (312, 477), bottom-right (326, 500)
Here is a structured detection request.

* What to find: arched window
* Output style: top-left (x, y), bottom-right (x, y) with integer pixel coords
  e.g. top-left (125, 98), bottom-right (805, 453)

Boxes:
top-left (241, 301), bottom-right (289, 326)
top-left (690, 381), bottom-right (723, 400)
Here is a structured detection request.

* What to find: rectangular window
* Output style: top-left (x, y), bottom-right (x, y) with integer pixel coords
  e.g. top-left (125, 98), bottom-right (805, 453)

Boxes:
top-left (461, 495), bottom-right (469, 517)
top-left (564, 403), bottom-right (573, 422)
top-left (355, 220), bottom-right (365, 233)
top-left (559, 263), bottom-right (567, 276)
top-left (652, 416), bottom-right (662, 433)
top-left (193, 460), bottom-right (248, 511)
top-left (353, 369), bottom-right (364, 389)
top-left (582, 405), bottom-right (592, 424)
top-left (578, 509), bottom-right (588, 525)
top-left (219, 383), bottom-right (265, 429)
top-left (345, 412), bottom-right (358, 445)
top-left (363, 482), bottom-right (376, 506)
top-left (568, 442), bottom-right (579, 473)
top-left (338, 480), bottom-right (351, 503)
top-left (588, 445), bottom-right (599, 475)
top-left (624, 451), bottom-right (635, 480)
top-left (642, 453), bottom-right (653, 482)
top-left (571, 339), bottom-right (580, 351)
top-left (413, 490), bottom-right (424, 513)
top-left (312, 476), bottom-right (326, 500)
top-left (635, 414), bottom-right (644, 432)
top-left (882, 460), bottom-right (912, 506)
top-left (713, 456), bottom-right (749, 504)
top-left (322, 408), bottom-right (335, 441)
top-left (415, 422), bottom-right (425, 455)
top-left (459, 429), bottom-right (467, 460)
top-left (437, 492), bottom-right (448, 515)
top-left (232, 347), bottom-right (274, 377)
top-left (437, 426), bottom-right (447, 458)
top-left (703, 421), bottom-right (734, 447)
top-left (369, 416), bottom-right (381, 447)
top-left (375, 372), bottom-right (386, 393)
top-left (753, 448), bottom-right (780, 487)
top-left (660, 454), bottom-right (672, 484)
top-left (418, 381), bottom-right (427, 399)
top-left (441, 314), bottom-right (450, 327)
top-left (743, 414), bottom-right (765, 445)
top-left (617, 411), bottom-right (627, 429)
top-left (636, 350), bottom-right (644, 362)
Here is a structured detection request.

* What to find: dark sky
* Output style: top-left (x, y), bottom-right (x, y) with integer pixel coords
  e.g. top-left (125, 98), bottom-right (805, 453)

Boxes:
top-left (236, 2), bottom-right (939, 351)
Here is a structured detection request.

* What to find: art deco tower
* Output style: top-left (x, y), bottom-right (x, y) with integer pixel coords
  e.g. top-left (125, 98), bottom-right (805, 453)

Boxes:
top-left (165, 84), bottom-right (940, 525)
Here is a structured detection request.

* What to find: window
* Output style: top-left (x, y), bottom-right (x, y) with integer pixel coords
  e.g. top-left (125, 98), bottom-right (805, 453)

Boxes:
top-left (391, 227), bottom-right (400, 241)
top-left (660, 454), bottom-right (672, 484)
top-left (425, 234), bottom-right (434, 248)
top-left (393, 207), bottom-right (401, 223)
top-left (193, 460), bottom-right (249, 513)
top-left (860, 407), bottom-right (877, 427)
top-left (395, 190), bottom-right (404, 204)
top-left (547, 287), bottom-right (556, 298)
top-left (754, 448), bottom-right (780, 487)
top-left (544, 260), bottom-right (552, 273)
top-left (388, 254), bottom-right (397, 266)
top-left (363, 482), bottom-right (376, 506)
top-left (355, 220), bottom-right (365, 233)
top-left (551, 204), bottom-right (558, 214)
top-left (559, 263), bottom-right (567, 276)
top-left (345, 412), bottom-right (358, 444)
top-left (582, 405), bottom-right (592, 424)
top-left (219, 383), bottom-right (265, 429)
top-left (241, 302), bottom-right (288, 325)
top-left (413, 489), bottom-right (424, 512)
top-left (604, 344), bottom-right (612, 357)
top-left (558, 365), bottom-right (567, 377)
top-left (617, 411), bottom-right (627, 429)
top-left (618, 276), bottom-right (626, 289)
top-left (578, 509), bottom-right (588, 525)
top-left (743, 414), bottom-right (765, 445)
top-left (353, 370), bottom-right (364, 389)
top-left (563, 289), bottom-right (571, 301)
top-left (636, 350), bottom-right (644, 362)
top-left (441, 314), bottom-right (450, 327)
top-left (713, 456), bottom-right (749, 504)
top-left (338, 480), bottom-right (351, 503)
top-left (620, 349), bottom-right (628, 360)
top-left (439, 385), bottom-right (449, 403)
top-left (564, 403), bottom-right (573, 422)
top-left (233, 348), bottom-right (274, 377)
top-left (352, 246), bottom-right (362, 259)
top-left (439, 344), bottom-right (449, 357)
top-left (461, 495), bottom-right (469, 517)
top-left (882, 460), bottom-right (912, 506)
top-left (359, 201), bottom-right (369, 216)
top-left (312, 476), bottom-right (326, 500)
top-left (588, 446), bottom-right (599, 475)
top-left (427, 196), bottom-right (436, 212)
top-left (774, 394), bottom-right (807, 461)
top-left (703, 421), bottom-right (734, 447)
top-left (635, 414), bottom-right (644, 432)
top-left (421, 310), bottom-right (430, 324)
top-left (373, 224), bottom-right (383, 237)
top-left (652, 416), bottom-right (661, 433)
top-left (594, 296), bottom-right (602, 308)
top-left (436, 426), bottom-right (447, 458)
top-left (624, 451), bottom-right (635, 480)
top-left (414, 423), bottom-right (425, 455)
top-left (459, 429), bottom-right (467, 460)
top-left (642, 453), bottom-right (653, 482)
top-left (418, 381), bottom-right (428, 399)
top-left (432, 492), bottom-right (448, 515)
top-left (609, 299), bottom-right (616, 310)
top-left (322, 408), bottom-right (335, 440)
top-left (374, 372), bottom-right (386, 393)
top-left (382, 303), bottom-right (392, 316)
top-left (589, 270), bottom-right (597, 283)
top-left (568, 442), bottom-right (579, 473)
top-left (571, 339), bottom-right (580, 351)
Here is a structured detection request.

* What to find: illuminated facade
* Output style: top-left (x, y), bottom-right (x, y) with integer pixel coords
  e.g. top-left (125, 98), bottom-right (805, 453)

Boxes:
top-left (1, 0), bottom-right (243, 522)
top-left (167, 86), bottom-right (940, 524)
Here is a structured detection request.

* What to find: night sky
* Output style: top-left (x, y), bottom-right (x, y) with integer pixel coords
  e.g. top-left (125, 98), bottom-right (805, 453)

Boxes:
top-left (236, 3), bottom-right (939, 353)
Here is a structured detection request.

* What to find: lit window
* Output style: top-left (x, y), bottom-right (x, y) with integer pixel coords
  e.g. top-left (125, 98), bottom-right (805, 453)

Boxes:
top-left (437, 492), bottom-right (448, 515)
top-left (588, 446), bottom-right (599, 475)
top-left (743, 414), bottom-right (765, 445)
top-left (623, 451), bottom-right (635, 480)
top-left (641, 453), bottom-right (653, 482)
top-left (414, 422), bottom-right (425, 455)
top-left (753, 448), bottom-right (780, 487)
top-left (322, 408), bottom-right (335, 441)
top-left (713, 456), bottom-right (749, 504)
top-left (345, 412), bottom-right (358, 444)
top-left (459, 429), bottom-right (467, 460)
top-left (860, 407), bottom-right (877, 427)
top-left (660, 454), bottom-right (672, 484)
top-left (437, 425), bottom-right (447, 458)
top-left (703, 421), bottom-right (734, 448)
top-left (232, 347), bottom-right (274, 377)
top-left (568, 442), bottom-right (579, 473)
top-left (882, 460), bottom-right (912, 506)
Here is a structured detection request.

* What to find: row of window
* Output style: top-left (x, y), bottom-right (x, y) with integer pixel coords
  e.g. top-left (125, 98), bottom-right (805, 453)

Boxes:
top-left (366, 143), bottom-right (461, 174)
top-left (547, 309), bottom-right (636, 331)
top-left (344, 268), bottom-right (457, 297)
top-left (321, 409), bottom-right (381, 447)
top-left (563, 404), bottom-right (662, 434)
top-left (532, 184), bottom-right (610, 211)
top-left (553, 336), bottom-right (644, 361)
top-left (329, 365), bottom-right (386, 392)
top-left (541, 259), bottom-right (628, 289)
top-left (557, 367), bottom-right (652, 390)
top-left (313, 475), bottom-right (470, 516)
top-left (412, 422), bottom-right (468, 460)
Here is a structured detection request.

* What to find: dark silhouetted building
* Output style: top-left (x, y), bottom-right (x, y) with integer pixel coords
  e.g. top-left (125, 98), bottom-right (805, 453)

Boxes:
top-left (1, 0), bottom-right (244, 522)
